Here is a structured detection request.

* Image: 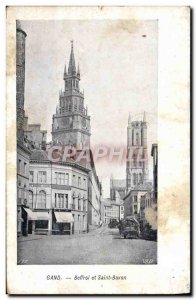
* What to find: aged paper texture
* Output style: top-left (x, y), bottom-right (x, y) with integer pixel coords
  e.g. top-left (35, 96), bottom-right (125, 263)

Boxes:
top-left (6, 6), bottom-right (190, 294)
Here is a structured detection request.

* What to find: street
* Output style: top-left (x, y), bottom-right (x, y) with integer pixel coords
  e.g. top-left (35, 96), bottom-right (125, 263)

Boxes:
top-left (18, 226), bottom-right (157, 265)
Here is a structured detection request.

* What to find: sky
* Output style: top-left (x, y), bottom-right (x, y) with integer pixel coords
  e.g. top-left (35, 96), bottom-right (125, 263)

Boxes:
top-left (22, 19), bottom-right (158, 198)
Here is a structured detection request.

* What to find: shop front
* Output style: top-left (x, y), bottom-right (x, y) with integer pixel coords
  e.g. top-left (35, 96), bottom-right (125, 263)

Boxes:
top-left (52, 209), bottom-right (74, 235)
top-left (23, 207), bottom-right (51, 235)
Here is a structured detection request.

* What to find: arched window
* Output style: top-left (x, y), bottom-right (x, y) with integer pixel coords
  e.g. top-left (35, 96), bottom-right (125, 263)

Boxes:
top-left (78, 194), bottom-right (81, 210)
top-left (83, 195), bottom-right (86, 211)
top-left (37, 190), bottom-right (46, 208)
top-left (29, 191), bottom-right (33, 208)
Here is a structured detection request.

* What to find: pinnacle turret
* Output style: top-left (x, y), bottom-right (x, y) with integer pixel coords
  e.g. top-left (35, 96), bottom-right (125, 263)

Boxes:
top-left (68, 40), bottom-right (76, 75)
top-left (63, 62), bottom-right (67, 79)
top-left (77, 63), bottom-right (80, 78)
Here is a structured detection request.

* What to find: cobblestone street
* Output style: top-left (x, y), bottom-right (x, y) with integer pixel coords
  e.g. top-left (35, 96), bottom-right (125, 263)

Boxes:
top-left (18, 226), bottom-right (157, 265)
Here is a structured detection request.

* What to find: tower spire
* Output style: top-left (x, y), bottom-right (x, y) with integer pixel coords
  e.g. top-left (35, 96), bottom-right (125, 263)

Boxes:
top-left (68, 40), bottom-right (76, 75)
top-left (77, 63), bottom-right (80, 78)
top-left (63, 62), bottom-right (67, 79)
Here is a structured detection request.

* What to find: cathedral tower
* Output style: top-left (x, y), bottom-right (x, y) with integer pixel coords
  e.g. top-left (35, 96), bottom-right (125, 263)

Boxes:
top-left (126, 112), bottom-right (149, 192)
top-left (52, 41), bottom-right (91, 148)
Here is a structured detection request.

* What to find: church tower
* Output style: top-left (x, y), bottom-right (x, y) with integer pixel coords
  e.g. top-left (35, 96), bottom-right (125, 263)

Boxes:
top-left (126, 112), bottom-right (149, 192)
top-left (52, 41), bottom-right (91, 148)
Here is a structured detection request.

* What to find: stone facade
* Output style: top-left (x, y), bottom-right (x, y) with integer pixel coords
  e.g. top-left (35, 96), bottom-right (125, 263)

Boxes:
top-left (17, 142), bottom-right (31, 235)
top-left (101, 198), bottom-right (124, 224)
top-left (52, 41), bottom-right (91, 148)
top-left (88, 162), bottom-right (102, 227)
top-left (151, 143), bottom-right (158, 203)
top-left (140, 191), bottom-right (157, 230)
top-left (16, 21), bottom-right (26, 143)
top-left (123, 181), bottom-right (152, 220)
top-left (28, 150), bottom-right (89, 234)
top-left (126, 112), bottom-right (149, 192)
top-left (16, 21), bottom-right (31, 236)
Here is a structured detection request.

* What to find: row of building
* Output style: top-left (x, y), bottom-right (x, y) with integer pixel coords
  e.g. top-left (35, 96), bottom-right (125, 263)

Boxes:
top-left (16, 23), bottom-right (102, 236)
top-left (16, 21), bottom-right (157, 237)
top-left (102, 115), bottom-right (158, 231)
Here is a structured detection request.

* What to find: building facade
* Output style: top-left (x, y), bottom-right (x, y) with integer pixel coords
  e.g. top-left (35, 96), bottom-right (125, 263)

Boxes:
top-left (16, 21), bottom-right (31, 236)
top-left (123, 181), bottom-right (152, 220)
top-left (151, 143), bottom-right (158, 203)
top-left (110, 175), bottom-right (126, 202)
top-left (26, 150), bottom-right (89, 235)
top-left (88, 163), bottom-right (102, 227)
top-left (101, 199), bottom-right (124, 225)
top-left (52, 41), bottom-right (91, 148)
top-left (140, 191), bottom-right (157, 230)
top-left (126, 112), bottom-right (149, 193)
top-left (23, 116), bottom-right (47, 150)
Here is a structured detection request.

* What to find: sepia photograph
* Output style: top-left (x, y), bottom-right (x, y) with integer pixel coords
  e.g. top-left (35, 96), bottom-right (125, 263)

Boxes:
top-left (16, 19), bottom-right (158, 265)
top-left (6, 6), bottom-right (190, 295)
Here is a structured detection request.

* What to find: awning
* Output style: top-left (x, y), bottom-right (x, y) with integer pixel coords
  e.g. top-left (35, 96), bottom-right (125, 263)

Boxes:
top-left (23, 208), bottom-right (50, 221)
top-left (33, 211), bottom-right (50, 220)
top-left (23, 208), bottom-right (36, 220)
top-left (54, 212), bottom-right (74, 223)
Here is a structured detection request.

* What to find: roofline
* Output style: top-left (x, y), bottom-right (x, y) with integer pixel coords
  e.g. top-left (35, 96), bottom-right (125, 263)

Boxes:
top-left (30, 159), bottom-right (91, 173)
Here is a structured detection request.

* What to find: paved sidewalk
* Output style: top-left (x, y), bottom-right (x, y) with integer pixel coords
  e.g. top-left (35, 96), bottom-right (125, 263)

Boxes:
top-left (18, 225), bottom-right (106, 242)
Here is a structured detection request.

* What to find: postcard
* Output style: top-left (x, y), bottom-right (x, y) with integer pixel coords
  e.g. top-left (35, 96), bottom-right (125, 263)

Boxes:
top-left (6, 6), bottom-right (190, 294)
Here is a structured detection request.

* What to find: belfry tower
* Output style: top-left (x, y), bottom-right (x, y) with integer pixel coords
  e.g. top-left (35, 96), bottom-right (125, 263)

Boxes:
top-left (52, 41), bottom-right (91, 148)
top-left (126, 112), bottom-right (149, 192)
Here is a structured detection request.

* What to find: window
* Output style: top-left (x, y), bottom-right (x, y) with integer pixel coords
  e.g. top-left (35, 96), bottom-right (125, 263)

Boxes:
top-left (38, 171), bottom-right (46, 183)
top-left (29, 191), bottom-right (33, 208)
top-left (83, 197), bottom-right (86, 211)
top-left (55, 193), bottom-right (68, 209)
top-left (78, 177), bottom-right (81, 186)
top-left (83, 200), bottom-right (85, 211)
top-left (37, 190), bottom-right (46, 208)
top-left (83, 178), bottom-right (86, 188)
top-left (65, 173), bottom-right (69, 185)
top-left (72, 193), bottom-right (75, 209)
top-left (83, 215), bottom-right (85, 230)
top-left (134, 195), bottom-right (137, 203)
top-left (134, 204), bottom-right (137, 214)
top-left (29, 171), bottom-right (34, 183)
top-left (35, 220), bottom-right (48, 229)
top-left (18, 159), bottom-right (21, 173)
top-left (78, 194), bottom-right (81, 210)
top-left (55, 172), bottom-right (69, 185)
top-left (72, 174), bottom-right (76, 185)
top-left (24, 162), bottom-right (27, 175)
